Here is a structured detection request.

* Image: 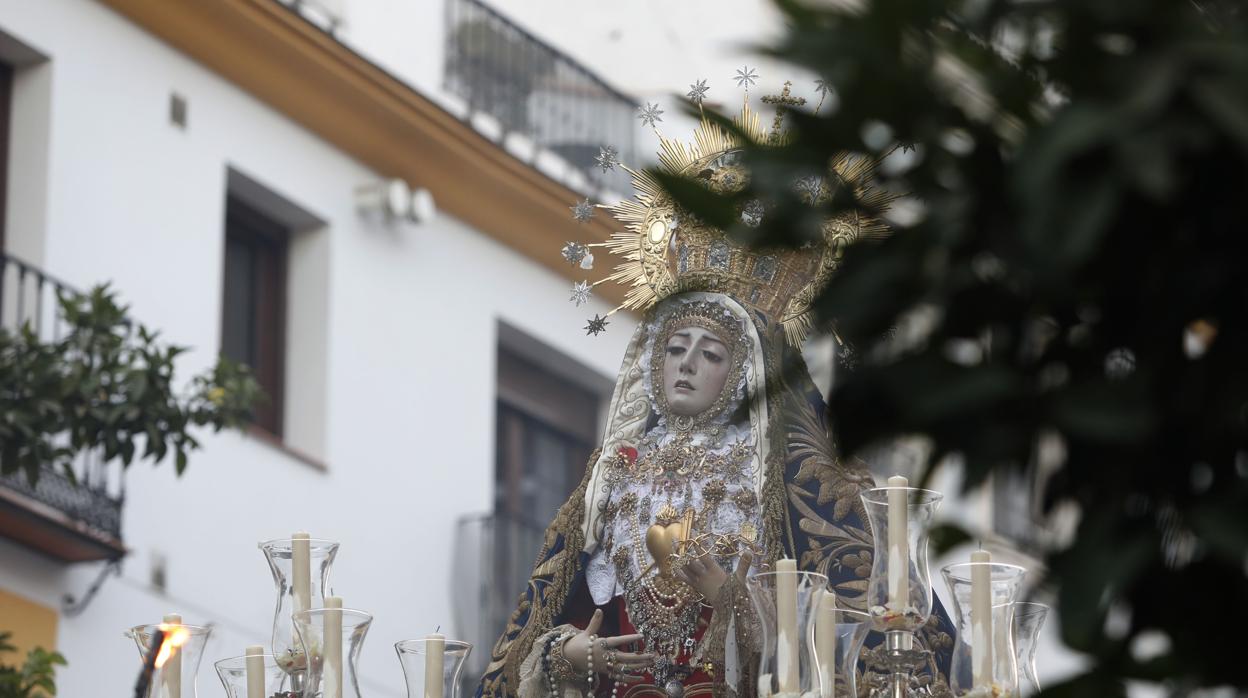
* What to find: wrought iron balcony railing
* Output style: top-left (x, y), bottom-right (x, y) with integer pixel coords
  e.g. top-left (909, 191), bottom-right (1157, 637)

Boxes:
top-left (444, 0), bottom-right (638, 194)
top-left (0, 252), bottom-right (126, 562)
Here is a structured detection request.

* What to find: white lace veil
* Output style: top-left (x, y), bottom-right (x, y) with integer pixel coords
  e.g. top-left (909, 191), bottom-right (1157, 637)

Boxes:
top-left (579, 292), bottom-right (773, 553)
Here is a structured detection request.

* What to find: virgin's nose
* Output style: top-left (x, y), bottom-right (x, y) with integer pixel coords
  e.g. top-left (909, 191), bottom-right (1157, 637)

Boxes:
top-left (679, 350), bottom-right (697, 375)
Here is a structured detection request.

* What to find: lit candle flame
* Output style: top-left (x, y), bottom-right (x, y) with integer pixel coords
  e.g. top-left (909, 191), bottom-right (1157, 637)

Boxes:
top-left (153, 623), bottom-right (191, 669)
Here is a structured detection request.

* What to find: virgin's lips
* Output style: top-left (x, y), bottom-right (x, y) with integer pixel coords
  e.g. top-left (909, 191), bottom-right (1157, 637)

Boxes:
top-left (675, 380), bottom-right (694, 390)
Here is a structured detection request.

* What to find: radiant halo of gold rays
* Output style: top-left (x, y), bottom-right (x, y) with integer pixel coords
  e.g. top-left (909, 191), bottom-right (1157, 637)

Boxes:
top-left (571, 99), bottom-right (897, 346)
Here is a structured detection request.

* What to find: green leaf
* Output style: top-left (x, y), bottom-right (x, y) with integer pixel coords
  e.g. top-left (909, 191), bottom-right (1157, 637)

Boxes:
top-left (647, 169), bottom-right (744, 231)
top-left (1034, 670), bottom-right (1126, 698)
top-left (928, 522), bottom-right (972, 554)
top-left (1188, 497), bottom-right (1248, 566)
top-left (1053, 508), bottom-right (1157, 651)
top-left (814, 235), bottom-right (925, 344)
top-left (1049, 381), bottom-right (1156, 445)
top-left (1190, 77), bottom-right (1248, 157)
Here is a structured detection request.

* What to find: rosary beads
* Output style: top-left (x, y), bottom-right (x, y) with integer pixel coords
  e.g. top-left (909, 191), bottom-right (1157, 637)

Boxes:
top-left (586, 634), bottom-right (598, 692)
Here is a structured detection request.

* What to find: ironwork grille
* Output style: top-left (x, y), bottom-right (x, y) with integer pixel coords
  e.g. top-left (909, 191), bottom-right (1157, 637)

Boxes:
top-left (444, 0), bottom-right (638, 194)
top-left (0, 459), bottom-right (122, 537)
top-left (0, 252), bottom-right (125, 539)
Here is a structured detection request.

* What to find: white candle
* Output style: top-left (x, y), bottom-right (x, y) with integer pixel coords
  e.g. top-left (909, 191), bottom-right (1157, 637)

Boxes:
top-left (886, 475), bottom-right (910, 610)
top-left (292, 532), bottom-right (312, 650)
top-left (775, 558), bottom-right (799, 694)
top-left (815, 592), bottom-right (837, 698)
top-left (970, 550), bottom-right (993, 688)
top-left (245, 645), bottom-right (266, 698)
top-left (162, 613), bottom-right (182, 698)
top-left (292, 532), bottom-right (312, 615)
top-left (425, 633), bottom-right (446, 698)
top-left (324, 597), bottom-right (343, 698)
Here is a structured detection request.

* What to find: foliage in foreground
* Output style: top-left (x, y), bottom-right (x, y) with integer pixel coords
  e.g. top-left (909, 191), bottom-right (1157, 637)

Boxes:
top-left (0, 632), bottom-right (65, 698)
top-left (658, 0), bottom-right (1248, 694)
top-left (0, 285), bottom-right (262, 485)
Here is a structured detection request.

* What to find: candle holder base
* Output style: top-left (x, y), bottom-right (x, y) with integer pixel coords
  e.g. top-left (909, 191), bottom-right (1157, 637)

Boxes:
top-left (859, 631), bottom-right (938, 698)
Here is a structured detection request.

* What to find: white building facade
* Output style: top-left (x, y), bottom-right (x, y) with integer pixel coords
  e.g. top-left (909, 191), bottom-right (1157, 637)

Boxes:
top-left (0, 0), bottom-right (634, 695)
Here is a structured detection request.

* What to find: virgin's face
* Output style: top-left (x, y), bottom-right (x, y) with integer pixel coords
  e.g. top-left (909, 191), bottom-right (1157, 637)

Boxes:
top-left (663, 325), bottom-right (732, 416)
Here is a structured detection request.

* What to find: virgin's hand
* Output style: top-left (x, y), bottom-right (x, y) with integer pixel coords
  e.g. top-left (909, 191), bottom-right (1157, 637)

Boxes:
top-left (562, 609), bottom-right (655, 682)
top-left (675, 551), bottom-right (752, 605)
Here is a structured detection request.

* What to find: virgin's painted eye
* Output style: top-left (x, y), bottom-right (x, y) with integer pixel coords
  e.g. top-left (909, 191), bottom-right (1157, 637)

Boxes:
top-left (667, 346), bottom-right (686, 356)
top-left (703, 351), bottom-right (723, 363)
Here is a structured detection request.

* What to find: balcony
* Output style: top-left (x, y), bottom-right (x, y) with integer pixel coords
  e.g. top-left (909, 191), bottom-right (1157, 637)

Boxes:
top-left (0, 253), bottom-right (126, 562)
top-left (444, 0), bottom-right (638, 194)
top-left (451, 511), bottom-right (546, 694)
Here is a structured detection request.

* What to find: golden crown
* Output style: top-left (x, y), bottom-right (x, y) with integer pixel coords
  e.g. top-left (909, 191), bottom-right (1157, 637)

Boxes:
top-left (563, 77), bottom-right (895, 346)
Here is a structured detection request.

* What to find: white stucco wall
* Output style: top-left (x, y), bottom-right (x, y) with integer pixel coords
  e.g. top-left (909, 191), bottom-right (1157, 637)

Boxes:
top-left (0, 0), bottom-right (632, 695)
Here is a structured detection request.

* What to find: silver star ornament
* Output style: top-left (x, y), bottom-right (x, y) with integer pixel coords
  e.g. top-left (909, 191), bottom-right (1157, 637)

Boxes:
top-left (595, 145), bottom-right (619, 173)
top-left (686, 79), bottom-right (710, 104)
top-left (569, 281), bottom-right (592, 306)
top-left (585, 314), bottom-right (609, 336)
top-left (570, 198), bottom-right (595, 223)
top-left (735, 66), bottom-right (759, 88)
top-left (561, 241), bottom-right (588, 265)
top-left (637, 102), bottom-right (664, 127)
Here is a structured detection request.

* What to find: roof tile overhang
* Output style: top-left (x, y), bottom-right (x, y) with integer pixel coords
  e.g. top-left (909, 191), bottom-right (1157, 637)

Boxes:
top-left (97, 0), bottom-right (626, 308)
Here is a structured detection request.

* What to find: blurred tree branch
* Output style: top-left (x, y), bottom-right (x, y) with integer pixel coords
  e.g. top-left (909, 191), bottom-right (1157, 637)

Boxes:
top-left (658, 0), bottom-right (1248, 693)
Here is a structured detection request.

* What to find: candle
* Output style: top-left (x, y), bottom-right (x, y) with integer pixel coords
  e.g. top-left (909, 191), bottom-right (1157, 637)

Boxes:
top-left (886, 475), bottom-right (910, 611)
top-left (245, 645), bottom-right (265, 698)
top-left (162, 613), bottom-right (182, 698)
top-left (970, 550), bottom-right (993, 688)
top-left (775, 558), bottom-right (799, 694)
top-left (292, 532), bottom-right (312, 615)
top-left (324, 597), bottom-right (343, 698)
top-left (815, 592), bottom-right (837, 698)
top-left (425, 633), bottom-right (446, 698)
top-left (292, 532), bottom-right (312, 649)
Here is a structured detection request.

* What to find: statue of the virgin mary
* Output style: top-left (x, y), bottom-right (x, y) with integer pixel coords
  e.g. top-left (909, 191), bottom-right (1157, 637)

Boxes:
top-left (477, 105), bottom-right (952, 698)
